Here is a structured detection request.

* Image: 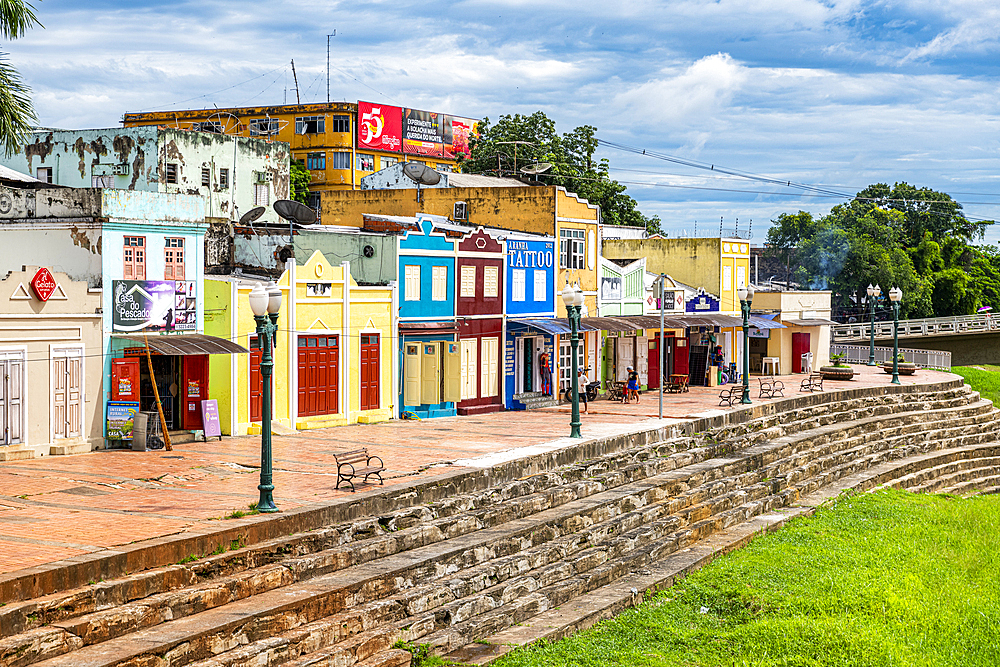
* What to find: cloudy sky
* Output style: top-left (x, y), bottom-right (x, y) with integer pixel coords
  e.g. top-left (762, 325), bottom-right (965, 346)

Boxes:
top-left (11, 0), bottom-right (1000, 242)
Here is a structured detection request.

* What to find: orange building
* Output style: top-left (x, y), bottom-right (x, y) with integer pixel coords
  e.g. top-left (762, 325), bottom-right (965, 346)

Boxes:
top-left (123, 101), bottom-right (475, 216)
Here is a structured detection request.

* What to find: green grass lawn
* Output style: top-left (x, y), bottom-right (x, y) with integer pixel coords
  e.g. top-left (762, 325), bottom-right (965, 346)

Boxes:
top-left (952, 365), bottom-right (1000, 407)
top-left (492, 491), bottom-right (1000, 667)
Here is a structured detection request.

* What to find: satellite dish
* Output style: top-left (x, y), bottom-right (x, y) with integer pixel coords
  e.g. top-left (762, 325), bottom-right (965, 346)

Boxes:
top-left (273, 199), bottom-right (318, 225)
top-left (239, 206), bottom-right (266, 225)
top-left (402, 161), bottom-right (442, 186)
top-left (520, 162), bottom-right (552, 175)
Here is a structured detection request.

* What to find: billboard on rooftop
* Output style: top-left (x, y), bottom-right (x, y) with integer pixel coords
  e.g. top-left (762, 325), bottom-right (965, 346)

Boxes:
top-left (358, 101), bottom-right (477, 159)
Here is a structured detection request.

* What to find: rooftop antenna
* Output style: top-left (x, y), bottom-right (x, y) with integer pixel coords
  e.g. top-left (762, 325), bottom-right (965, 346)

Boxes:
top-left (496, 140), bottom-right (534, 177)
top-left (327, 31), bottom-right (336, 104)
top-left (519, 162), bottom-right (552, 185)
top-left (274, 199), bottom-right (319, 260)
top-left (291, 60), bottom-right (301, 104)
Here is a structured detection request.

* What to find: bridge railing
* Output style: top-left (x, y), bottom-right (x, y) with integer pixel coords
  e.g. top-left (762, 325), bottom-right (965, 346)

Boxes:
top-left (832, 313), bottom-right (998, 341)
top-left (830, 344), bottom-right (951, 370)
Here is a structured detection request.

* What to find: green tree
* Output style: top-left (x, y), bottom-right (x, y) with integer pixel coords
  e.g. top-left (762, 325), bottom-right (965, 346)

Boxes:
top-left (0, 0), bottom-right (41, 156)
top-left (466, 112), bottom-right (660, 233)
top-left (289, 159), bottom-right (310, 204)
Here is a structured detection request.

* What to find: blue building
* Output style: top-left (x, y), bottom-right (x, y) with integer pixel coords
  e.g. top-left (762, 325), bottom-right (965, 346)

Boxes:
top-left (502, 235), bottom-right (564, 410)
top-left (395, 216), bottom-right (461, 419)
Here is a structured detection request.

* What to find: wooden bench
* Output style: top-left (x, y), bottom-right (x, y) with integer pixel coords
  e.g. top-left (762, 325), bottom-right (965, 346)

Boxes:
top-left (665, 374), bottom-right (689, 394)
top-left (800, 373), bottom-right (824, 392)
top-left (719, 386), bottom-right (740, 407)
top-left (334, 448), bottom-right (385, 492)
top-left (758, 376), bottom-right (785, 399)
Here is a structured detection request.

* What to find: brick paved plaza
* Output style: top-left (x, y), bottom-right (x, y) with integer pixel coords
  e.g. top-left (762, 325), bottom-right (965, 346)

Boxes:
top-left (0, 366), bottom-right (951, 575)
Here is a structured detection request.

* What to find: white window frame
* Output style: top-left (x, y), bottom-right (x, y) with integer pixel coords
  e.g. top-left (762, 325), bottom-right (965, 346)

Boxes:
top-left (533, 269), bottom-right (546, 302)
top-left (560, 229), bottom-right (586, 269)
top-left (723, 265), bottom-right (732, 292)
top-left (512, 269), bottom-right (526, 302)
top-left (484, 266), bottom-right (499, 298)
top-left (330, 152), bottom-right (351, 170)
top-left (356, 153), bottom-right (375, 171)
top-left (404, 265), bottom-right (420, 301)
top-left (558, 340), bottom-right (585, 389)
top-left (460, 265), bottom-right (476, 298)
top-left (737, 266), bottom-right (746, 291)
top-left (432, 266), bottom-right (448, 301)
top-left (37, 167), bottom-right (53, 183)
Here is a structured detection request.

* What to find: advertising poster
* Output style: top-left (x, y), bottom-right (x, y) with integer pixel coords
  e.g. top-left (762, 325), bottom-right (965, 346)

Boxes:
top-left (200, 399), bottom-right (222, 439)
top-left (106, 401), bottom-right (140, 439)
top-left (357, 101), bottom-right (402, 152)
top-left (402, 108), bottom-right (448, 157)
top-left (445, 117), bottom-right (477, 159)
top-left (113, 280), bottom-right (197, 332)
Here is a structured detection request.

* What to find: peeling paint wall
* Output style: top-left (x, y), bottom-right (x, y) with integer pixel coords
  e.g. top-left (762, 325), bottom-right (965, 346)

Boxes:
top-left (1, 127), bottom-right (291, 226)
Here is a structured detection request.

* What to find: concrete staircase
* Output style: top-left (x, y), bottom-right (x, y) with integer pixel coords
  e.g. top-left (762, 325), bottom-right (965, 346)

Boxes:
top-left (2, 379), bottom-right (999, 667)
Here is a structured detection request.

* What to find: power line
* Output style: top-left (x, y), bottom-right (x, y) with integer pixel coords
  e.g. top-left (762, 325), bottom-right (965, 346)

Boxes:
top-left (128, 65), bottom-right (287, 114)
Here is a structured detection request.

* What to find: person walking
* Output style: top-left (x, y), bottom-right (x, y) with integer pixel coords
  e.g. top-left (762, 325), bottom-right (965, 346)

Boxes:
top-left (625, 366), bottom-right (640, 404)
top-left (577, 367), bottom-right (590, 414)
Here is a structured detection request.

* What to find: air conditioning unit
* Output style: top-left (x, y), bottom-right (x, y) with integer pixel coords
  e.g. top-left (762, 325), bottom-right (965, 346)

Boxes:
top-left (453, 201), bottom-right (468, 221)
top-left (254, 171), bottom-right (272, 184)
top-left (112, 163), bottom-right (130, 176)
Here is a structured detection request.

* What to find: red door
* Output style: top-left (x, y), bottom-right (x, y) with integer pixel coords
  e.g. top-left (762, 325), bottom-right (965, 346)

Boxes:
top-left (249, 336), bottom-right (262, 422)
top-left (111, 358), bottom-right (140, 401)
top-left (672, 337), bottom-right (690, 377)
top-left (182, 355), bottom-right (209, 430)
top-left (298, 335), bottom-right (339, 417)
top-left (360, 334), bottom-right (380, 411)
top-left (792, 332), bottom-right (811, 373)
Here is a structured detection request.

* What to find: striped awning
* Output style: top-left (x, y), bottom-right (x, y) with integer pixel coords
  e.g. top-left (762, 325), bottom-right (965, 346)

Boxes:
top-left (114, 334), bottom-right (249, 355)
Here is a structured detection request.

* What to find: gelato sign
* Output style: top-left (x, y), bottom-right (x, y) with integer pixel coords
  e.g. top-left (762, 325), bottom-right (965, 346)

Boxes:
top-left (112, 280), bottom-right (197, 332)
top-left (30, 267), bottom-right (57, 301)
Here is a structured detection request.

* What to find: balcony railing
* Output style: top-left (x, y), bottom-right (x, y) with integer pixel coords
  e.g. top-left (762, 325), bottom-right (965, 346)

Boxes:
top-left (832, 313), bottom-right (997, 342)
top-left (829, 344), bottom-right (951, 371)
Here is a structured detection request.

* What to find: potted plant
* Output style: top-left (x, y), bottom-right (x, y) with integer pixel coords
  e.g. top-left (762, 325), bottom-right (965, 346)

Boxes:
top-left (820, 353), bottom-right (855, 380)
top-left (882, 352), bottom-right (919, 376)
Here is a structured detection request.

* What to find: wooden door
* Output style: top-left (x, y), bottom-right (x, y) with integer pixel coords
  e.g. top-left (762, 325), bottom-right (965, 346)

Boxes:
top-left (0, 359), bottom-right (23, 445)
top-left (792, 332), bottom-right (811, 373)
top-left (443, 342), bottom-right (462, 403)
top-left (249, 336), bottom-right (262, 422)
top-left (460, 338), bottom-right (478, 400)
top-left (480, 337), bottom-right (499, 398)
top-left (182, 355), bottom-right (209, 430)
top-left (360, 334), bottom-right (380, 411)
top-left (673, 337), bottom-right (690, 377)
top-left (420, 342), bottom-right (441, 405)
top-left (403, 342), bottom-right (421, 406)
top-left (298, 335), bottom-right (339, 417)
top-left (648, 337), bottom-right (660, 390)
top-left (112, 358), bottom-right (141, 402)
top-left (616, 336), bottom-right (634, 381)
top-left (636, 336), bottom-right (649, 386)
top-left (53, 357), bottom-right (67, 438)
top-left (522, 337), bottom-right (534, 392)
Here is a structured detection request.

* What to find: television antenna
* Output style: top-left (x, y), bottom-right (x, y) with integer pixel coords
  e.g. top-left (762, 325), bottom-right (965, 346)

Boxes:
top-left (496, 140), bottom-right (535, 176)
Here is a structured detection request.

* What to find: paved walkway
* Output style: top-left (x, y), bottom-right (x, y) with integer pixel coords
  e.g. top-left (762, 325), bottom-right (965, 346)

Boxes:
top-left (0, 366), bottom-right (952, 575)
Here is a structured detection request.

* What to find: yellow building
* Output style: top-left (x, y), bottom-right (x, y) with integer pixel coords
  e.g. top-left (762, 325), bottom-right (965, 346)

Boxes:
top-left (204, 251), bottom-right (395, 435)
top-left (122, 102), bottom-right (468, 211)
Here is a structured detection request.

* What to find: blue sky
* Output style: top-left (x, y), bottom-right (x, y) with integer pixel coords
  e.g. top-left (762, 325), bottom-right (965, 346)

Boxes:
top-left (12, 0), bottom-right (1000, 243)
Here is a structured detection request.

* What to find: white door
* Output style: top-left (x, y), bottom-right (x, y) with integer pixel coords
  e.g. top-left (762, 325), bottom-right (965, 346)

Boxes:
top-left (617, 336), bottom-right (634, 381)
top-left (460, 338), bottom-right (478, 400)
top-left (481, 337), bottom-right (499, 398)
top-left (636, 336), bottom-right (649, 385)
top-left (53, 350), bottom-right (83, 439)
top-left (0, 357), bottom-right (24, 446)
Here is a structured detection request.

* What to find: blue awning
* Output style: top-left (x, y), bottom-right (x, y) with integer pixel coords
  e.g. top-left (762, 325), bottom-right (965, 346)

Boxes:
top-left (507, 317), bottom-right (598, 335)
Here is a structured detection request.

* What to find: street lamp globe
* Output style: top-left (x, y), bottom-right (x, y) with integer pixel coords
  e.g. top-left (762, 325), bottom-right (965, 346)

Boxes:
top-left (561, 281), bottom-right (575, 307)
top-left (737, 284), bottom-right (748, 302)
top-left (572, 282), bottom-right (585, 307)
top-left (874, 284), bottom-right (882, 298)
top-left (866, 283), bottom-right (874, 298)
top-left (889, 286), bottom-right (902, 302)
top-left (249, 282), bottom-right (268, 317)
top-left (266, 281), bottom-right (283, 315)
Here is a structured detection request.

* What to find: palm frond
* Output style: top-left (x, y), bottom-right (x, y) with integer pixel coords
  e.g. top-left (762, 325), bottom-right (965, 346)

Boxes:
top-left (0, 0), bottom-right (41, 39)
top-left (0, 52), bottom-right (36, 156)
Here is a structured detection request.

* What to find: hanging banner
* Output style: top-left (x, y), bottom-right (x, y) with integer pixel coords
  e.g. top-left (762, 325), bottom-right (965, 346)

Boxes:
top-left (112, 280), bottom-right (197, 332)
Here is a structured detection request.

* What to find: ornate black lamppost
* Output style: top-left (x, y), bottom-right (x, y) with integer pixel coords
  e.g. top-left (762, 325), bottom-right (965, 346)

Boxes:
top-left (249, 281), bottom-right (282, 512)
top-left (561, 281), bottom-right (584, 438)
top-left (889, 286), bottom-right (902, 385)
top-left (866, 283), bottom-right (881, 365)
top-left (737, 283), bottom-right (754, 404)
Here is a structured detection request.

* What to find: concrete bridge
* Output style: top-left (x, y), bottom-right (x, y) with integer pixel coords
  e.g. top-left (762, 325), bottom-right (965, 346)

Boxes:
top-left (832, 314), bottom-right (1000, 366)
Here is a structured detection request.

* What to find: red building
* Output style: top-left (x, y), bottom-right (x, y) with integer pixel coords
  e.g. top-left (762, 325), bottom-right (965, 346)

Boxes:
top-left (455, 228), bottom-right (504, 415)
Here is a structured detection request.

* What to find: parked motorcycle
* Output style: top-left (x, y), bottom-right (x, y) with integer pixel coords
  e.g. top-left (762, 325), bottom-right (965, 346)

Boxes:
top-left (564, 381), bottom-right (600, 403)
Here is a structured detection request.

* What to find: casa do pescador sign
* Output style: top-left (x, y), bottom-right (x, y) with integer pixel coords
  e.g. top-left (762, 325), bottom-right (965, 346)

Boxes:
top-left (30, 267), bottom-right (57, 301)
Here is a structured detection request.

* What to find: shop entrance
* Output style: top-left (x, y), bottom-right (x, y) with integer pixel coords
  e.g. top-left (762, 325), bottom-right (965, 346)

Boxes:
top-left (117, 352), bottom-right (209, 430)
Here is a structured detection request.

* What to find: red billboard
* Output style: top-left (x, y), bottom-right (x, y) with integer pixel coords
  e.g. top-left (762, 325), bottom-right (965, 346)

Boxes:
top-left (358, 101), bottom-right (477, 159)
top-left (358, 101), bottom-right (402, 153)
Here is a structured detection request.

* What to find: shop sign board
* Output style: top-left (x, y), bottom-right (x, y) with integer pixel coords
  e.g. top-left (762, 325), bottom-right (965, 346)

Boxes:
top-left (112, 280), bottom-right (197, 332)
top-left (106, 401), bottom-right (140, 439)
top-left (30, 267), bottom-right (57, 301)
top-left (749, 328), bottom-right (770, 339)
top-left (200, 399), bottom-right (222, 440)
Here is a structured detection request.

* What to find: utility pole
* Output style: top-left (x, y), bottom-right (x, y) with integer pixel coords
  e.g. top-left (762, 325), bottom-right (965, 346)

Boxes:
top-left (327, 31), bottom-right (336, 104)
top-left (291, 60), bottom-right (301, 104)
